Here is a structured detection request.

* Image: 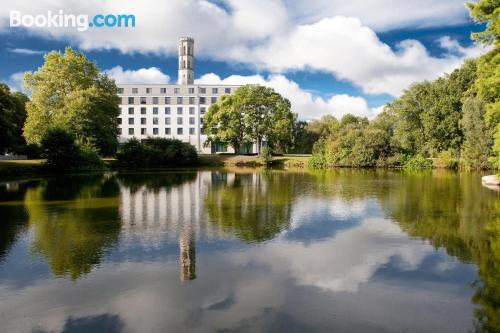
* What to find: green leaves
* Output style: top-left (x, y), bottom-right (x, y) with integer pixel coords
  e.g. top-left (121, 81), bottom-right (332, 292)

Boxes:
top-left (203, 84), bottom-right (294, 154)
top-left (23, 47), bottom-right (120, 156)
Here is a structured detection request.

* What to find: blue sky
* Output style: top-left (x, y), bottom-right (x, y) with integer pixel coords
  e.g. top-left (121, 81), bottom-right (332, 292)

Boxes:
top-left (0, 0), bottom-right (488, 119)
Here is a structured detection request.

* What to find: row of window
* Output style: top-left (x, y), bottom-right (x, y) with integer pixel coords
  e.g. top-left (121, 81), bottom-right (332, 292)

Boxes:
top-left (119, 117), bottom-right (200, 125)
top-left (118, 87), bottom-right (231, 95)
top-left (119, 128), bottom-right (200, 135)
top-left (121, 106), bottom-right (206, 115)
top-left (122, 96), bottom-right (218, 105)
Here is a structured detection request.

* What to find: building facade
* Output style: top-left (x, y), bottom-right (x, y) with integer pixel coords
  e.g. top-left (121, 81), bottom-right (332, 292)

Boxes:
top-left (116, 37), bottom-right (242, 154)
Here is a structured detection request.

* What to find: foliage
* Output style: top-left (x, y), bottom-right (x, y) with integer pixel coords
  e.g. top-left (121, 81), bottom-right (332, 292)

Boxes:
top-left (23, 48), bottom-right (120, 156)
top-left (403, 154), bottom-right (434, 170)
top-left (204, 85), bottom-right (295, 154)
top-left (116, 138), bottom-right (198, 168)
top-left (467, 0), bottom-right (500, 169)
top-left (40, 127), bottom-right (104, 172)
top-left (259, 146), bottom-right (273, 166)
top-left (0, 84), bottom-right (29, 154)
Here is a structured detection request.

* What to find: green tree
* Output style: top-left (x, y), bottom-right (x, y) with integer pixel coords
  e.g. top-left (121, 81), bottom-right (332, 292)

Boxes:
top-left (461, 97), bottom-right (493, 169)
top-left (467, 0), bottom-right (500, 169)
top-left (0, 84), bottom-right (29, 153)
top-left (204, 85), bottom-right (294, 154)
top-left (23, 48), bottom-right (120, 156)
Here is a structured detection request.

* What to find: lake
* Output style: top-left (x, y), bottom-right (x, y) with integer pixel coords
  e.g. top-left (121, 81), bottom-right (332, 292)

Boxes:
top-left (0, 169), bottom-right (498, 332)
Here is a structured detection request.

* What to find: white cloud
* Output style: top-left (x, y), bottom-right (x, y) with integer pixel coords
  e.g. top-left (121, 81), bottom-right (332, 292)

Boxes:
top-left (197, 73), bottom-right (383, 119)
top-left (104, 66), bottom-right (170, 84)
top-left (6, 71), bottom-right (26, 92)
top-left (0, 0), bottom-right (486, 97)
top-left (7, 48), bottom-right (45, 55)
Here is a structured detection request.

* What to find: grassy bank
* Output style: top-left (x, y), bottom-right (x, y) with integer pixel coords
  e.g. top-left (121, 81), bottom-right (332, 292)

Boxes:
top-left (0, 160), bottom-right (45, 178)
top-left (198, 154), bottom-right (311, 168)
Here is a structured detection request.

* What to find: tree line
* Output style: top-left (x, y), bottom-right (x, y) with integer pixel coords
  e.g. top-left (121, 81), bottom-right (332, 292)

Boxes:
top-left (308, 0), bottom-right (499, 170)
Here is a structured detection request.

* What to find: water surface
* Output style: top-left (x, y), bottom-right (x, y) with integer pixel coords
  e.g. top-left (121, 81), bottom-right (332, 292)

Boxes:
top-left (0, 169), bottom-right (498, 332)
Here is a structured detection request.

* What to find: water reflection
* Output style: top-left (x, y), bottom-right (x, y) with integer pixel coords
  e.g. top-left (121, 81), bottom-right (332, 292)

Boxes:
top-left (0, 169), bottom-right (498, 332)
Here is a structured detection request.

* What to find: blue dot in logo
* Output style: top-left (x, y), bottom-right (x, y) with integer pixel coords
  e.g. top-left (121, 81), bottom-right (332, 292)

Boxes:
top-left (89, 22), bottom-right (93, 27)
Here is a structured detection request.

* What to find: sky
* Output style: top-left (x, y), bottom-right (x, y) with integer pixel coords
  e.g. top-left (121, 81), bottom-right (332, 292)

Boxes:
top-left (0, 0), bottom-right (489, 120)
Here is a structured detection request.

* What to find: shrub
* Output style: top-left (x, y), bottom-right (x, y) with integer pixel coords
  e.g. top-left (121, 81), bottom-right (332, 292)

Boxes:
top-left (117, 138), bottom-right (198, 168)
top-left (40, 127), bottom-right (104, 171)
top-left (259, 146), bottom-right (273, 166)
top-left (41, 128), bottom-right (81, 171)
top-left (435, 150), bottom-right (459, 169)
top-left (17, 143), bottom-right (42, 159)
top-left (404, 154), bottom-right (434, 170)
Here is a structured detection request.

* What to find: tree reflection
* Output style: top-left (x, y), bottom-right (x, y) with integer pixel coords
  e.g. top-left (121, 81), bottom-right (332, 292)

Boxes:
top-left (24, 175), bottom-right (121, 280)
top-left (205, 171), bottom-right (300, 243)
top-left (375, 171), bottom-right (500, 332)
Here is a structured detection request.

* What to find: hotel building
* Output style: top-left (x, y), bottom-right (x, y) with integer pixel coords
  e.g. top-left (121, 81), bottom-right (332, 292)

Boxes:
top-left (116, 37), bottom-right (242, 154)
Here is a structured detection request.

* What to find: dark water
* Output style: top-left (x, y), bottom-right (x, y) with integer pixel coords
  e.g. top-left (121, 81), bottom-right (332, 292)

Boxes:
top-left (0, 169), bottom-right (499, 333)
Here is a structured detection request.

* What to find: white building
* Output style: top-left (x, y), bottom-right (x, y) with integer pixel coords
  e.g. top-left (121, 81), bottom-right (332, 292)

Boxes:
top-left (117, 37), bottom-right (243, 154)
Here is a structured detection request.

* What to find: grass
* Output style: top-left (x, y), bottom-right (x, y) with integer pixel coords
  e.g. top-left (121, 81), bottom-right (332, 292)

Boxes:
top-left (0, 159), bottom-right (45, 178)
top-left (198, 154), bottom-right (311, 168)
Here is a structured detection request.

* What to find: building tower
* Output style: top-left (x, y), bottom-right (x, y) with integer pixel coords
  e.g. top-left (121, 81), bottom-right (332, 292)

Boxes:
top-left (178, 37), bottom-right (194, 85)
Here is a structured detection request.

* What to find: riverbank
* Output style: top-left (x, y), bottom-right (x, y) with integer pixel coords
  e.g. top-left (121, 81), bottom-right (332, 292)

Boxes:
top-left (0, 154), bottom-right (312, 180)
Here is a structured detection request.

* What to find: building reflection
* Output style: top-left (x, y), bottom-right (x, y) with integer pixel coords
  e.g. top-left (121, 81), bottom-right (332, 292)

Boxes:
top-left (179, 228), bottom-right (196, 281)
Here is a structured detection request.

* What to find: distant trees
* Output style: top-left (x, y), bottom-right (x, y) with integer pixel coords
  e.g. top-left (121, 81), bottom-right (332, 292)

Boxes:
top-left (23, 48), bottom-right (120, 156)
top-left (0, 84), bottom-right (29, 154)
top-left (203, 85), bottom-right (295, 154)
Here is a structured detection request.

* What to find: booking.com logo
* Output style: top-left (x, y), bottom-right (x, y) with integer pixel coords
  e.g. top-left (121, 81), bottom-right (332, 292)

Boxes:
top-left (10, 10), bottom-right (135, 32)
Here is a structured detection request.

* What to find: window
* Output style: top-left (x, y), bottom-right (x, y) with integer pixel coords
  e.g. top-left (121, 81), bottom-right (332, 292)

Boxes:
top-left (177, 97), bottom-right (183, 104)
top-left (174, 87), bottom-right (180, 94)
top-left (165, 97), bottom-right (171, 104)
top-left (117, 118), bottom-right (122, 124)
top-left (165, 117), bottom-right (171, 125)
top-left (165, 128), bottom-right (171, 135)
top-left (177, 128), bottom-right (183, 135)
top-left (128, 118), bottom-right (134, 125)
top-left (153, 107), bottom-right (158, 115)
top-left (177, 107), bottom-right (183, 115)
top-left (189, 128), bottom-right (195, 135)
top-left (140, 97), bottom-right (147, 104)
top-left (153, 97), bottom-right (158, 104)
top-left (189, 117), bottom-right (195, 125)
top-left (225, 88), bottom-right (231, 94)
top-left (199, 97), bottom-right (206, 104)
top-left (160, 88), bottom-right (167, 94)
top-left (146, 88), bottom-right (152, 94)
top-left (189, 97), bottom-right (195, 104)
top-left (128, 97), bottom-right (134, 104)
top-left (189, 107), bottom-right (195, 115)
top-left (128, 107), bottom-right (134, 115)
top-left (200, 127), bottom-right (205, 134)
top-left (153, 118), bottom-right (158, 125)
top-left (141, 118), bottom-right (146, 125)
top-left (118, 128), bottom-right (122, 135)
top-left (118, 88), bottom-right (124, 94)
top-left (141, 128), bottom-right (146, 135)
top-left (200, 107), bottom-right (206, 114)
top-left (211, 96), bottom-right (217, 104)
top-left (212, 88), bottom-right (218, 94)
top-left (177, 117), bottom-right (183, 125)
top-left (188, 87), bottom-right (195, 94)
top-left (141, 107), bottom-right (146, 114)
top-left (165, 107), bottom-right (171, 115)
top-left (153, 128), bottom-right (159, 135)
top-left (132, 88), bottom-right (138, 94)
top-left (199, 87), bottom-right (206, 94)
top-left (129, 128), bottom-right (134, 135)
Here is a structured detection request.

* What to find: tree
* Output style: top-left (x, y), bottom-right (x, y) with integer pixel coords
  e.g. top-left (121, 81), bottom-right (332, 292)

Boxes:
top-left (461, 97), bottom-right (492, 169)
top-left (23, 48), bottom-right (120, 156)
top-left (204, 95), bottom-right (250, 154)
top-left (467, 0), bottom-right (500, 168)
top-left (204, 85), bottom-right (295, 154)
top-left (0, 84), bottom-right (28, 153)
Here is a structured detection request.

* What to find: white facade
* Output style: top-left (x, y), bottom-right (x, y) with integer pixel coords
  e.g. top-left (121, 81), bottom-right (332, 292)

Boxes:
top-left (116, 37), bottom-right (243, 154)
